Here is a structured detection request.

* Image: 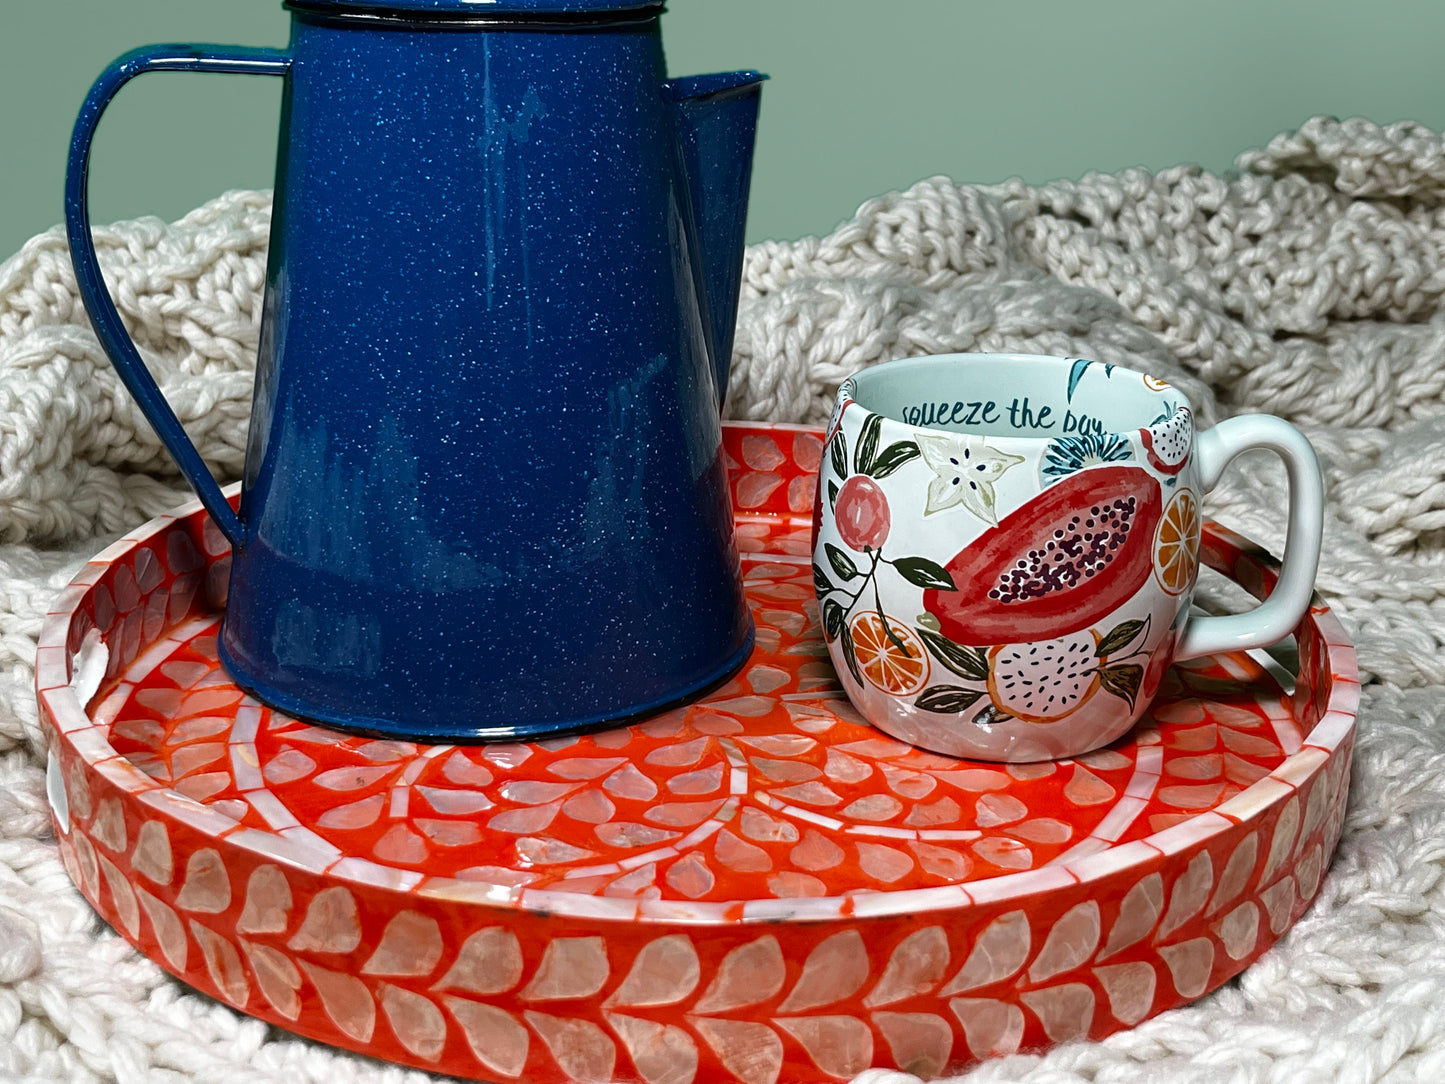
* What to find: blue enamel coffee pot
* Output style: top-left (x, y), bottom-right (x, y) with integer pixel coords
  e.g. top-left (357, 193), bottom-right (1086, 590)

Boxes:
top-left (65, 0), bottom-right (764, 741)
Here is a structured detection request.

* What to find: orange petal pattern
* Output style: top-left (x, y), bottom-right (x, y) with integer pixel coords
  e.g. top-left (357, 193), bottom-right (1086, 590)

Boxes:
top-left (35, 422), bottom-right (1358, 1084)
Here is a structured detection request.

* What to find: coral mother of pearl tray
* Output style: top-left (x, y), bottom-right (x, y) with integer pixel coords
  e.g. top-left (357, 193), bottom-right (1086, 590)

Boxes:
top-left (36, 422), bottom-right (1358, 1084)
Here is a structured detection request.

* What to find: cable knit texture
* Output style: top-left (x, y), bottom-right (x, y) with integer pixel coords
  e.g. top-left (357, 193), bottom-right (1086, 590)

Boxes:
top-left (3, 116), bottom-right (1445, 1081)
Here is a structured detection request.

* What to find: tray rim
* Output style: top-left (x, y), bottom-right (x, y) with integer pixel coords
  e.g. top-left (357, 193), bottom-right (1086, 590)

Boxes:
top-left (35, 423), bottom-right (1361, 927)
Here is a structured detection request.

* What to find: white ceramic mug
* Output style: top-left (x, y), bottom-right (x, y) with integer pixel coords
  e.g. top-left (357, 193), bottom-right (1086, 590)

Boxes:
top-left (812, 353), bottom-right (1324, 761)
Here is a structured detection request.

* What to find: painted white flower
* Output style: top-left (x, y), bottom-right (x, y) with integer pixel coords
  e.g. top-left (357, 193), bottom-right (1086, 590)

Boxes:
top-left (916, 432), bottom-right (1024, 522)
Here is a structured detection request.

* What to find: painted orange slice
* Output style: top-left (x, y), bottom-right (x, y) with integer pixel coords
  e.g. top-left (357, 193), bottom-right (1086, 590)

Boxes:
top-left (1142, 373), bottom-right (1172, 392)
top-left (1155, 487), bottom-right (1201, 595)
top-left (849, 612), bottom-right (928, 695)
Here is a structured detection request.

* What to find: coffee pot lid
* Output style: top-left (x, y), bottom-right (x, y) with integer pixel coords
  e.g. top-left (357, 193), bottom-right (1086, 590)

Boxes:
top-left (286, 0), bottom-right (664, 18)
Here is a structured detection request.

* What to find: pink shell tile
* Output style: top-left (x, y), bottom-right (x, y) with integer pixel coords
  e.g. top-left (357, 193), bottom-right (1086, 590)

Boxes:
top-left (1303, 709), bottom-right (1357, 751)
top-left (41, 687), bottom-right (100, 735)
top-left (34, 645), bottom-right (71, 692)
top-left (1068, 839), bottom-right (1167, 884)
top-left (963, 866), bottom-right (1077, 906)
top-left (1149, 811), bottom-right (1234, 855)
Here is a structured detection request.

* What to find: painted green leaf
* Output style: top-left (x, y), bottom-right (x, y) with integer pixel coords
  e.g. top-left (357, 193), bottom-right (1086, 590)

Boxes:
top-left (830, 431), bottom-right (847, 480)
top-left (916, 685), bottom-right (984, 713)
top-left (827, 479), bottom-right (839, 509)
top-left (868, 440), bottom-right (921, 479)
top-left (1100, 663), bottom-right (1144, 709)
top-left (1096, 617), bottom-right (1149, 658)
top-left (855, 412), bottom-right (883, 476)
top-left (839, 622), bottom-right (863, 685)
top-left (822, 598), bottom-right (846, 641)
top-left (1066, 357), bottom-right (1114, 402)
top-left (813, 562), bottom-right (833, 595)
top-left (892, 556), bottom-right (957, 591)
top-left (825, 543), bottom-right (859, 581)
top-left (918, 628), bottom-right (990, 681)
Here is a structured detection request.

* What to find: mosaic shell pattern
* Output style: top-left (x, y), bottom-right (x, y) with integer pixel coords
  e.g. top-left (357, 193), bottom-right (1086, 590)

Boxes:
top-left (36, 422), bottom-right (1359, 1083)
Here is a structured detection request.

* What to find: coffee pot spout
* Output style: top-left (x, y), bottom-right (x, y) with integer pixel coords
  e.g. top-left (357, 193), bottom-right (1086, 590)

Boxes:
top-left (665, 71), bottom-right (766, 406)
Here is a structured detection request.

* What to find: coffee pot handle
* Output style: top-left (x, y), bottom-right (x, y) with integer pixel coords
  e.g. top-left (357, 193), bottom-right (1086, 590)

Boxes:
top-left (65, 45), bottom-right (292, 548)
top-left (1173, 414), bottom-right (1326, 661)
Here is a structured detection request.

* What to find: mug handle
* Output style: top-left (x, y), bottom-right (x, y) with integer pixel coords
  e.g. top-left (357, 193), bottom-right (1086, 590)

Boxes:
top-left (64, 45), bottom-right (293, 548)
top-left (1174, 414), bottom-right (1325, 661)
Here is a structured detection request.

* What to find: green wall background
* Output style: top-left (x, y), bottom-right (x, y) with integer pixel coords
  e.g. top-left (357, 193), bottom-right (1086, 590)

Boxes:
top-left (3, 0), bottom-right (1443, 261)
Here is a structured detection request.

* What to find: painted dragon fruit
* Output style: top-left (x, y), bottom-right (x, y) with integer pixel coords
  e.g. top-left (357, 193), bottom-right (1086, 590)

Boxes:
top-left (1140, 406), bottom-right (1192, 475)
top-left (985, 629), bottom-right (1100, 723)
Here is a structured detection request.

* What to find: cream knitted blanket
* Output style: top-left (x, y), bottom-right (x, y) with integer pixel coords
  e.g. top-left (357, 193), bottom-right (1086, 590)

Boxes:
top-left (2, 116), bottom-right (1444, 1082)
